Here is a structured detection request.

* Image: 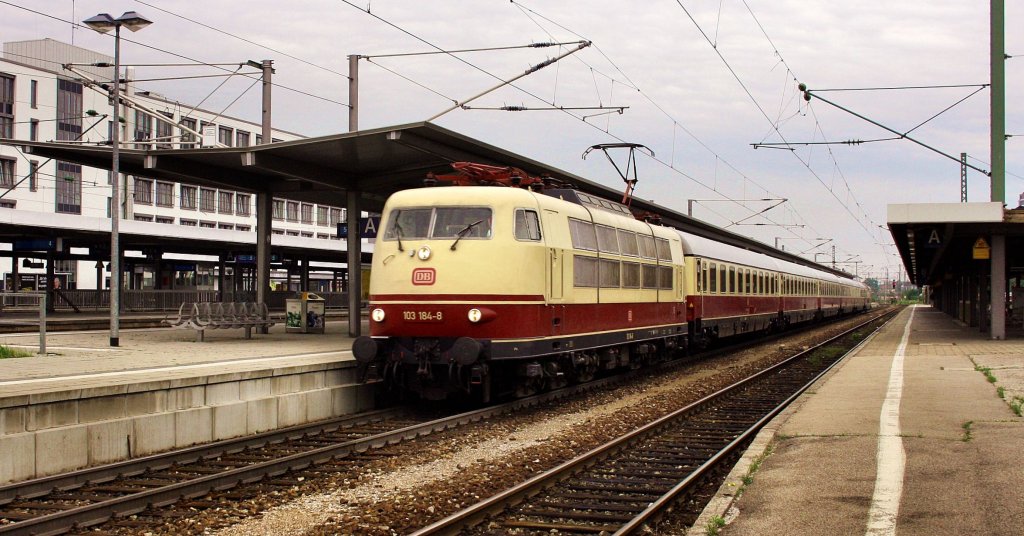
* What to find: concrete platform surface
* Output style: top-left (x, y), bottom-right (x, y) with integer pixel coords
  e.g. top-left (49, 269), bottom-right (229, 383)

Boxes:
top-left (0, 317), bottom-right (360, 398)
top-left (691, 306), bottom-right (1024, 536)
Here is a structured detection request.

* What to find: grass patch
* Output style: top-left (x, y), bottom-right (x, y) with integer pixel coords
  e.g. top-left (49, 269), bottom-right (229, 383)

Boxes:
top-left (0, 345), bottom-right (33, 359)
top-left (997, 386), bottom-right (1006, 399)
top-left (974, 364), bottom-right (998, 384)
top-left (736, 444), bottom-right (774, 497)
top-left (705, 515), bottom-right (727, 536)
top-left (1010, 397), bottom-right (1024, 417)
top-left (961, 420), bottom-right (974, 442)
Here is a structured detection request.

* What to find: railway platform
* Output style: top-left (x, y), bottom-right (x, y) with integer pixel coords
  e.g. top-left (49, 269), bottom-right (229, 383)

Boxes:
top-left (0, 314), bottom-right (373, 485)
top-left (691, 305), bottom-right (1024, 535)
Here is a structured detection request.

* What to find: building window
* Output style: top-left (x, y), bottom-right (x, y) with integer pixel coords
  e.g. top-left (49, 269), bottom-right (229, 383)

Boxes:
top-left (156, 216), bottom-right (174, 224)
top-left (316, 205), bottom-right (328, 226)
top-left (55, 161), bottom-right (81, 214)
top-left (199, 188), bottom-right (216, 212)
top-left (272, 199), bottom-right (284, 220)
top-left (255, 134), bottom-right (263, 145)
top-left (330, 208), bottom-right (343, 226)
top-left (300, 203), bottom-right (313, 224)
top-left (29, 79), bottom-right (37, 108)
top-left (0, 73), bottom-right (14, 139)
top-left (56, 79), bottom-right (82, 141)
top-left (218, 223), bottom-right (234, 230)
top-left (300, 231), bottom-right (313, 238)
top-left (155, 112), bottom-right (173, 149)
top-left (317, 233), bottom-right (330, 239)
top-left (29, 160), bottom-right (38, 191)
top-left (133, 213), bottom-right (153, 222)
top-left (134, 178), bottom-right (153, 205)
top-left (155, 181), bottom-right (174, 207)
top-left (272, 229), bottom-right (284, 235)
top-left (218, 191), bottom-right (234, 214)
top-left (0, 157), bottom-right (14, 187)
top-left (0, 199), bottom-right (15, 209)
top-left (199, 220), bottom-right (216, 229)
top-left (236, 130), bottom-right (250, 147)
top-left (134, 110), bottom-right (151, 148)
top-left (286, 230), bottom-right (299, 236)
top-left (180, 185), bottom-right (196, 210)
top-left (179, 117), bottom-right (197, 148)
top-left (180, 218), bottom-right (197, 226)
top-left (236, 194), bottom-right (251, 216)
top-left (236, 225), bottom-right (251, 232)
top-left (29, 119), bottom-right (39, 141)
top-left (286, 201), bottom-right (298, 222)
top-left (218, 125), bottom-right (233, 147)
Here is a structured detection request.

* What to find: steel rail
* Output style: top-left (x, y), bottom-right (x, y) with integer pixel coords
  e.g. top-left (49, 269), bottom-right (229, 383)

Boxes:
top-left (411, 309), bottom-right (897, 535)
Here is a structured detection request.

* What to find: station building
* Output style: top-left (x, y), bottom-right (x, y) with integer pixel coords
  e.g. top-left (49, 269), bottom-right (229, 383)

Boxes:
top-left (0, 39), bottom-right (358, 300)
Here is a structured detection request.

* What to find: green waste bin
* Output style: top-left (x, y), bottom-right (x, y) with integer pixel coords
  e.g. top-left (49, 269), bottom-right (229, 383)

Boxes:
top-left (285, 292), bottom-right (326, 334)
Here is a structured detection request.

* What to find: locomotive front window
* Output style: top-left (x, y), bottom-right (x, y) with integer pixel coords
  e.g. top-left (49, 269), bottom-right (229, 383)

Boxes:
top-left (384, 208), bottom-right (432, 239)
top-left (384, 207), bottom-right (492, 240)
top-left (432, 207), bottom-right (492, 238)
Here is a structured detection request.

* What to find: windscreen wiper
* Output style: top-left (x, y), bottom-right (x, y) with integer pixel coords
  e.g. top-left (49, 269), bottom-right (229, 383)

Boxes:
top-left (394, 222), bottom-right (405, 252)
top-left (450, 220), bottom-right (483, 251)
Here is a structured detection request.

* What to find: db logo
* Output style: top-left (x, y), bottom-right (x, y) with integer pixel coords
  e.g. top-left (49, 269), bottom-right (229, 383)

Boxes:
top-left (412, 268), bottom-right (436, 285)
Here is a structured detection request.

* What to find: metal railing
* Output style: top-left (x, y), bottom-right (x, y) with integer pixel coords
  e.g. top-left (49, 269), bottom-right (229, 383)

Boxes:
top-left (5, 290), bottom-right (356, 313)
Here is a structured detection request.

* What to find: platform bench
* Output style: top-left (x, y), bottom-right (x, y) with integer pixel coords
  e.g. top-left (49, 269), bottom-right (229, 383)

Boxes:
top-left (164, 302), bottom-right (276, 341)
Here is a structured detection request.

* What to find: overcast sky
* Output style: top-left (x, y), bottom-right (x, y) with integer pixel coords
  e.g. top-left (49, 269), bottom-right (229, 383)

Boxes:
top-left (2, 0), bottom-right (1021, 282)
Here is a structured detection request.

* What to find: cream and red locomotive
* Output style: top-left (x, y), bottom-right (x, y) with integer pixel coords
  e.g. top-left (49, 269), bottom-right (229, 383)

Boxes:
top-left (352, 165), bottom-right (869, 400)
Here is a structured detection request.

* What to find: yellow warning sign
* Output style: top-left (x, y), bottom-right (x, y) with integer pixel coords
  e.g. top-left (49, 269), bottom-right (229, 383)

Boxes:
top-left (973, 237), bottom-right (990, 260)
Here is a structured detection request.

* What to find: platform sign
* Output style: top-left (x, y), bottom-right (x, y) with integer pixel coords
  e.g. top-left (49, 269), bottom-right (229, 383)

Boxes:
top-left (973, 237), bottom-right (990, 260)
top-left (13, 238), bottom-right (56, 251)
top-left (337, 216), bottom-right (381, 239)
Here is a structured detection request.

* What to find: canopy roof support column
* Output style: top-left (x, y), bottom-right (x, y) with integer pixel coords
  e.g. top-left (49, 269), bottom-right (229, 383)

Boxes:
top-left (991, 234), bottom-right (1006, 339)
top-left (347, 190), bottom-right (361, 337)
top-left (257, 192), bottom-right (272, 332)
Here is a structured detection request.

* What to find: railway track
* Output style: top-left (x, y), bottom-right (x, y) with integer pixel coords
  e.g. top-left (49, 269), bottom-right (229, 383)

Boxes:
top-left (0, 310), bottom-right (891, 536)
top-left (411, 310), bottom-right (895, 535)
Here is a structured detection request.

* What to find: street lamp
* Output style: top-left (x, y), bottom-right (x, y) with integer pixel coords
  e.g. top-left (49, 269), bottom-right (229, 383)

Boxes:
top-left (83, 11), bottom-right (152, 347)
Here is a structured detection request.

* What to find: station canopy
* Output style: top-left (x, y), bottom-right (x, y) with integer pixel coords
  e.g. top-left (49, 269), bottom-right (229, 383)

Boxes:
top-left (7, 121), bottom-right (848, 276)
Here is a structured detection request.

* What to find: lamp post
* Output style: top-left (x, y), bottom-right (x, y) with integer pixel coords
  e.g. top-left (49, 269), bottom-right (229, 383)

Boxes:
top-left (83, 11), bottom-right (152, 347)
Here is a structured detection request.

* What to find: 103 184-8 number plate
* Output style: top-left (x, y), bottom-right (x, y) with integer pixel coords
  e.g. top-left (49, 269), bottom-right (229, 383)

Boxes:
top-left (403, 310), bottom-right (444, 322)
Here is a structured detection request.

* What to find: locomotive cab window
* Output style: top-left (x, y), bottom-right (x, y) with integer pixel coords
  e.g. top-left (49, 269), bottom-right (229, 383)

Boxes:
top-left (514, 209), bottom-right (541, 241)
top-left (384, 206), bottom-right (492, 240)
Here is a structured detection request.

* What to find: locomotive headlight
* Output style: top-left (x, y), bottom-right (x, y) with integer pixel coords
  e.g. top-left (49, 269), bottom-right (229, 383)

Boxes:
top-left (416, 245), bottom-right (432, 261)
top-left (468, 308), bottom-right (483, 323)
top-left (371, 308), bottom-right (386, 322)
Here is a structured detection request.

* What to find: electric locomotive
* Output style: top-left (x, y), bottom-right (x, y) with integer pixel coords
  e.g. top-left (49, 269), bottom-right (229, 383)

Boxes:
top-left (352, 163), bottom-right (869, 401)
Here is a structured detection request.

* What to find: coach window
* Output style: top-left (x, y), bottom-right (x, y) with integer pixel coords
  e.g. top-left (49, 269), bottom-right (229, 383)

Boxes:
top-left (708, 262), bottom-right (717, 293)
top-left (638, 235), bottom-right (657, 259)
top-left (596, 224), bottom-right (619, 253)
top-left (569, 219), bottom-right (598, 251)
top-left (514, 209), bottom-right (541, 241)
top-left (728, 266), bottom-right (736, 294)
top-left (599, 259), bottom-right (620, 287)
top-left (618, 230), bottom-right (639, 256)
top-left (696, 260), bottom-right (703, 292)
top-left (622, 261), bottom-right (641, 288)
top-left (574, 255), bottom-right (599, 287)
top-left (656, 238), bottom-right (671, 261)
top-left (745, 269), bottom-right (752, 293)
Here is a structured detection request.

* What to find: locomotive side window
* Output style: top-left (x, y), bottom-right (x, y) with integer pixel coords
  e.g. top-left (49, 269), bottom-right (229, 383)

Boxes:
top-left (569, 219), bottom-right (598, 251)
top-left (618, 230), bottom-right (639, 256)
top-left (622, 262), bottom-right (641, 288)
top-left (514, 209), bottom-right (542, 241)
top-left (573, 255), bottom-right (599, 287)
top-left (659, 266), bottom-right (673, 290)
top-left (596, 225), bottom-right (619, 253)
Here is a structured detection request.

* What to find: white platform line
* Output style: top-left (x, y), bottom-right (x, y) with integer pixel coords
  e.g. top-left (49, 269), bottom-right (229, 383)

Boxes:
top-left (866, 305), bottom-right (915, 535)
